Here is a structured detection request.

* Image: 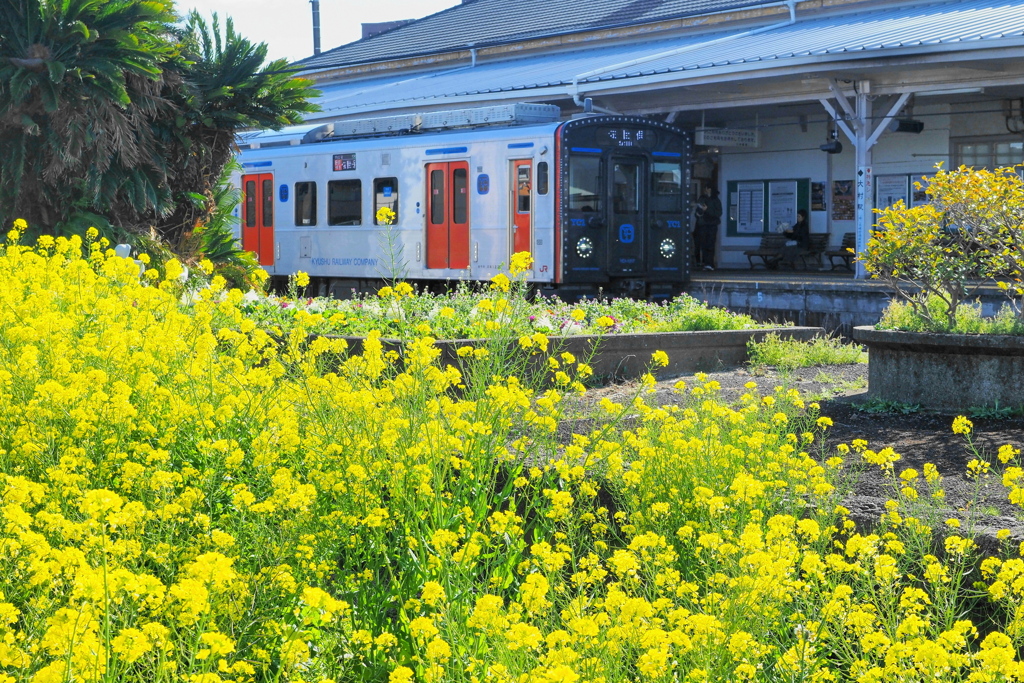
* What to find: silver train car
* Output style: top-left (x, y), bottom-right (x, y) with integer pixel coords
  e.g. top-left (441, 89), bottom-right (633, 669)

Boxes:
top-left (234, 104), bottom-right (692, 299)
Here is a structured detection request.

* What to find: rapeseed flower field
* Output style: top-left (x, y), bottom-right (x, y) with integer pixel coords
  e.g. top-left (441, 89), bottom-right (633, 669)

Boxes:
top-left (1, 224), bottom-right (1024, 682)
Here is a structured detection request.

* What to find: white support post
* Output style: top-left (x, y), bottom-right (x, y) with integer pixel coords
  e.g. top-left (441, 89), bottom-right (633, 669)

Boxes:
top-left (854, 82), bottom-right (873, 280)
top-left (821, 82), bottom-right (913, 278)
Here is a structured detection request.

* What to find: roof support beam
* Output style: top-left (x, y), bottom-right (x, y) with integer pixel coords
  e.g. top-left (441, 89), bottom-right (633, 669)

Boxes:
top-left (819, 82), bottom-right (911, 279)
top-left (818, 98), bottom-right (856, 144)
top-left (827, 78), bottom-right (859, 126)
top-left (867, 92), bottom-right (911, 149)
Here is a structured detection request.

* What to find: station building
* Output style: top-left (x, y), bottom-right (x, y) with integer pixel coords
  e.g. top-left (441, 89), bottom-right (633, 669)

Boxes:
top-left (289, 0), bottom-right (1024, 275)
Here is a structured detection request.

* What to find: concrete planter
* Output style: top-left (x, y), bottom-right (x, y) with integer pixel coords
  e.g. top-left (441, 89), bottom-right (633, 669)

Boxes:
top-left (852, 326), bottom-right (1024, 412)
top-left (326, 327), bottom-right (823, 382)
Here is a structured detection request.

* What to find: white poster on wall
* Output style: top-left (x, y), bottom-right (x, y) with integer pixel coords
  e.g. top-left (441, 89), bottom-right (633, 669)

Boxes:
top-left (768, 181), bottom-right (798, 232)
top-left (910, 175), bottom-right (931, 207)
top-left (876, 175), bottom-right (910, 209)
top-left (735, 182), bottom-right (765, 233)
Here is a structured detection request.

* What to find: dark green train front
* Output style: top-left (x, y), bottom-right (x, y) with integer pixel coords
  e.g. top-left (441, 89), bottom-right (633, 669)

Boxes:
top-left (556, 116), bottom-right (692, 299)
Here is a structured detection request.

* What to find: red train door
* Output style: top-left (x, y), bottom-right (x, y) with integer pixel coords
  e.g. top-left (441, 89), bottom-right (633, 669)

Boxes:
top-left (426, 161), bottom-right (470, 269)
top-left (241, 173), bottom-right (275, 266)
top-left (511, 159), bottom-right (532, 255)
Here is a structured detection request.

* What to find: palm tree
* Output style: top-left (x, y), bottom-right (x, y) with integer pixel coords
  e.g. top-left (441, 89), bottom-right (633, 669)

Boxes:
top-left (0, 1), bottom-right (319, 249)
top-left (0, 0), bottom-right (174, 229)
top-left (142, 11), bottom-right (319, 246)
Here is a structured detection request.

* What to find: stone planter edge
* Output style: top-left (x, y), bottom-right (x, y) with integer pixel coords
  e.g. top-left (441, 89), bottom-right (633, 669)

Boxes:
top-left (852, 326), bottom-right (1024, 412)
top-left (320, 326), bottom-right (824, 382)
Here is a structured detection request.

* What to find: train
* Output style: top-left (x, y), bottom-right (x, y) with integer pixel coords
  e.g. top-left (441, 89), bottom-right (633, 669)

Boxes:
top-left (234, 103), bottom-right (692, 300)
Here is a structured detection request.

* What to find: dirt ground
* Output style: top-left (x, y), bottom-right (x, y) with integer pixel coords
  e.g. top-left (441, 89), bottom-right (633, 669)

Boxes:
top-left (587, 363), bottom-right (1024, 552)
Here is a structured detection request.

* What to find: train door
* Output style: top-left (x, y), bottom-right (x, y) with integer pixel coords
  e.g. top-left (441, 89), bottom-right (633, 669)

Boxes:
top-left (241, 173), bottom-right (275, 266)
top-left (511, 160), bottom-right (533, 255)
top-left (425, 161), bottom-right (470, 269)
top-left (608, 156), bottom-right (646, 274)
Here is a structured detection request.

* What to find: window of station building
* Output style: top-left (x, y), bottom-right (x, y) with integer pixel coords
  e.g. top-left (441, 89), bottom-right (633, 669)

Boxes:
top-left (294, 182), bottom-right (317, 226)
top-left (568, 156), bottom-right (602, 212)
top-left (373, 178), bottom-right (398, 224)
top-left (537, 161), bottom-right (549, 195)
top-left (328, 179), bottom-right (362, 226)
top-left (651, 162), bottom-right (683, 213)
top-left (953, 138), bottom-right (1024, 170)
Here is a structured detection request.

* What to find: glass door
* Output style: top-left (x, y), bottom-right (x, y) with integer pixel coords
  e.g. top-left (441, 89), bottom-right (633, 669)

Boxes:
top-left (607, 157), bottom-right (645, 275)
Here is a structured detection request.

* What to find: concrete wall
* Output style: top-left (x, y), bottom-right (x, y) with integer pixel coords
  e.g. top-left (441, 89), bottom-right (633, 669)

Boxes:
top-left (687, 278), bottom-right (1012, 337)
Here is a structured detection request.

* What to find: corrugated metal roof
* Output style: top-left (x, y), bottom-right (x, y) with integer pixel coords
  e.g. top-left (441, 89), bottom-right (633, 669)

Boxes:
top-left (308, 0), bottom-right (1024, 118)
top-left (295, 0), bottom-right (774, 70)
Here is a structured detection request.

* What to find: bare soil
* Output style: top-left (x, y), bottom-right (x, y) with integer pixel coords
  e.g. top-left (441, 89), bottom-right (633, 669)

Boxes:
top-left (586, 363), bottom-right (1024, 553)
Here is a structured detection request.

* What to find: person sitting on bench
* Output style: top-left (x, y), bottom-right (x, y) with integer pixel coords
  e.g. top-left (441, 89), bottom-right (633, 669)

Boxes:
top-left (780, 209), bottom-right (810, 267)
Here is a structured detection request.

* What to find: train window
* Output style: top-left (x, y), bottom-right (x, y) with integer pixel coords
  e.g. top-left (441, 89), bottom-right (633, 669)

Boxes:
top-left (453, 167), bottom-right (468, 224)
top-left (568, 156), bottom-right (602, 212)
top-left (373, 178), bottom-right (398, 224)
top-left (516, 165), bottom-right (531, 214)
top-left (612, 162), bottom-right (639, 214)
top-left (430, 170), bottom-right (445, 224)
top-left (651, 162), bottom-right (683, 213)
top-left (244, 180), bottom-right (256, 227)
top-left (537, 162), bottom-right (549, 195)
top-left (328, 179), bottom-right (362, 226)
top-left (294, 182), bottom-right (317, 226)
top-left (261, 178), bottom-right (274, 226)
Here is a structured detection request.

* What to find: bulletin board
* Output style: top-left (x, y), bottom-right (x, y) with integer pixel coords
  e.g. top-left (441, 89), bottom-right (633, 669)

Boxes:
top-left (725, 178), bottom-right (810, 236)
top-left (875, 173), bottom-right (934, 208)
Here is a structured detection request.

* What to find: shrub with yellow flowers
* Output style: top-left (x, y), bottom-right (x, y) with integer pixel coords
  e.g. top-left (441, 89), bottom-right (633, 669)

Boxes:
top-left (0, 223), bottom-right (1023, 683)
top-left (865, 164), bottom-right (1024, 333)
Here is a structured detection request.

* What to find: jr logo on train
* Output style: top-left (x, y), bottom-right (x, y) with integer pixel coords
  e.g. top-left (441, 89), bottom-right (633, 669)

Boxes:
top-left (235, 105), bottom-right (692, 300)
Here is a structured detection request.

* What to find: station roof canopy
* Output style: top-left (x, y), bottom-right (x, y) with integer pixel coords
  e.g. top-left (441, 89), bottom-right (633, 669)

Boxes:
top-left (294, 0), bottom-right (769, 71)
top-left (299, 0), bottom-right (1024, 124)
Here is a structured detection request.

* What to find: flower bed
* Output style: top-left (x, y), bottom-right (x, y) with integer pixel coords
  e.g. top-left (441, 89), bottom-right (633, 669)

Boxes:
top-left (4, 230), bottom-right (1024, 682)
top-left (236, 285), bottom-right (764, 341)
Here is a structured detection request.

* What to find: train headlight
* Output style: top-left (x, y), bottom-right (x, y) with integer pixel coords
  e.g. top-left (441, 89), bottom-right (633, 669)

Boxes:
top-left (576, 237), bottom-right (594, 258)
top-left (659, 238), bottom-right (677, 259)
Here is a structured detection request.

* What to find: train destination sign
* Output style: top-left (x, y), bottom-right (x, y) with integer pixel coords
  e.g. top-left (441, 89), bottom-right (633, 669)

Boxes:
top-left (597, 128), bottom-right (657, 149)
top-left (333, 153), bottom-right (356, 171)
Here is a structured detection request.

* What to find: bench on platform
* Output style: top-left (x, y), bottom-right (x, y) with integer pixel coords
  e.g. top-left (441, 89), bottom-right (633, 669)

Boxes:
top-left (826, 232), bottom-right (857, 270)
top-left (744, 234), bottom-right (786, 269)
top-left (796, 233), bottom-right (829, 270)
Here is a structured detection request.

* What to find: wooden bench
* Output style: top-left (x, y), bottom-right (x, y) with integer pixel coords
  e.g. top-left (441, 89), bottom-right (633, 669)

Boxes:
top-left (825, 232), bottom-right (856, 270)
top-left (796, 233), bottom-right (829, 270)
top-left (744, 234), bottom-right (786, 269)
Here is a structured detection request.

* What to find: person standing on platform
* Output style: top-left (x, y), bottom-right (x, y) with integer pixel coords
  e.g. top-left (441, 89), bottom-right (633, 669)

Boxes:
top-left (694, 186), bottom-right (722, 270)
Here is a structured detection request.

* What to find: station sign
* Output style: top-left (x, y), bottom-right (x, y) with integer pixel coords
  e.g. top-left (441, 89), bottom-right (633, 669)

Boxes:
top-left (695, 127), bottom-right (761, 148)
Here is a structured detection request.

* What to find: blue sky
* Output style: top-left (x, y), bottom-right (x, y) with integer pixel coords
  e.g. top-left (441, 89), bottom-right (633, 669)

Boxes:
top-left (180, 0), bottom-right (460, 64)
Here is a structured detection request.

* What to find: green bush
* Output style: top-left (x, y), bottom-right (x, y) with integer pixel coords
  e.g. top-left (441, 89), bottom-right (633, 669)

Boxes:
top-left (747, 332), bottom-right (867, 370)
top-left (863, 165), bottom-right (1024, 332)
top-left (878, 297), bottom-right (1024, 335)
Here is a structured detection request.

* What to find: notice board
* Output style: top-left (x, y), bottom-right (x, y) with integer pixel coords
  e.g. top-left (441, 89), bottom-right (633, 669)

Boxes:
top-left (726, 178), bottom-right (810, 236)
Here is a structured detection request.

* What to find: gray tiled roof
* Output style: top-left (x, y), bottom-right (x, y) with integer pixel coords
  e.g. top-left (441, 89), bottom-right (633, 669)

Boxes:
top-left (294, 0), bottom-right (776, 71)
top-left (301, 0), bottom-right (1024, 118)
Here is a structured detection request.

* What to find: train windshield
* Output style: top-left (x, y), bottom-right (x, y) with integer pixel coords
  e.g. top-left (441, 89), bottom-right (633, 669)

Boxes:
top-left (652, 162), bottom-right (683, 213)
top-left (568, 155), bottom-right (602, 213)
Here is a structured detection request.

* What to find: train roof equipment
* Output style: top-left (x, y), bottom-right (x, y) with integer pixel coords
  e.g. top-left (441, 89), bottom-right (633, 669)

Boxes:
top-left (239, 103), bottom-right (564, 150)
